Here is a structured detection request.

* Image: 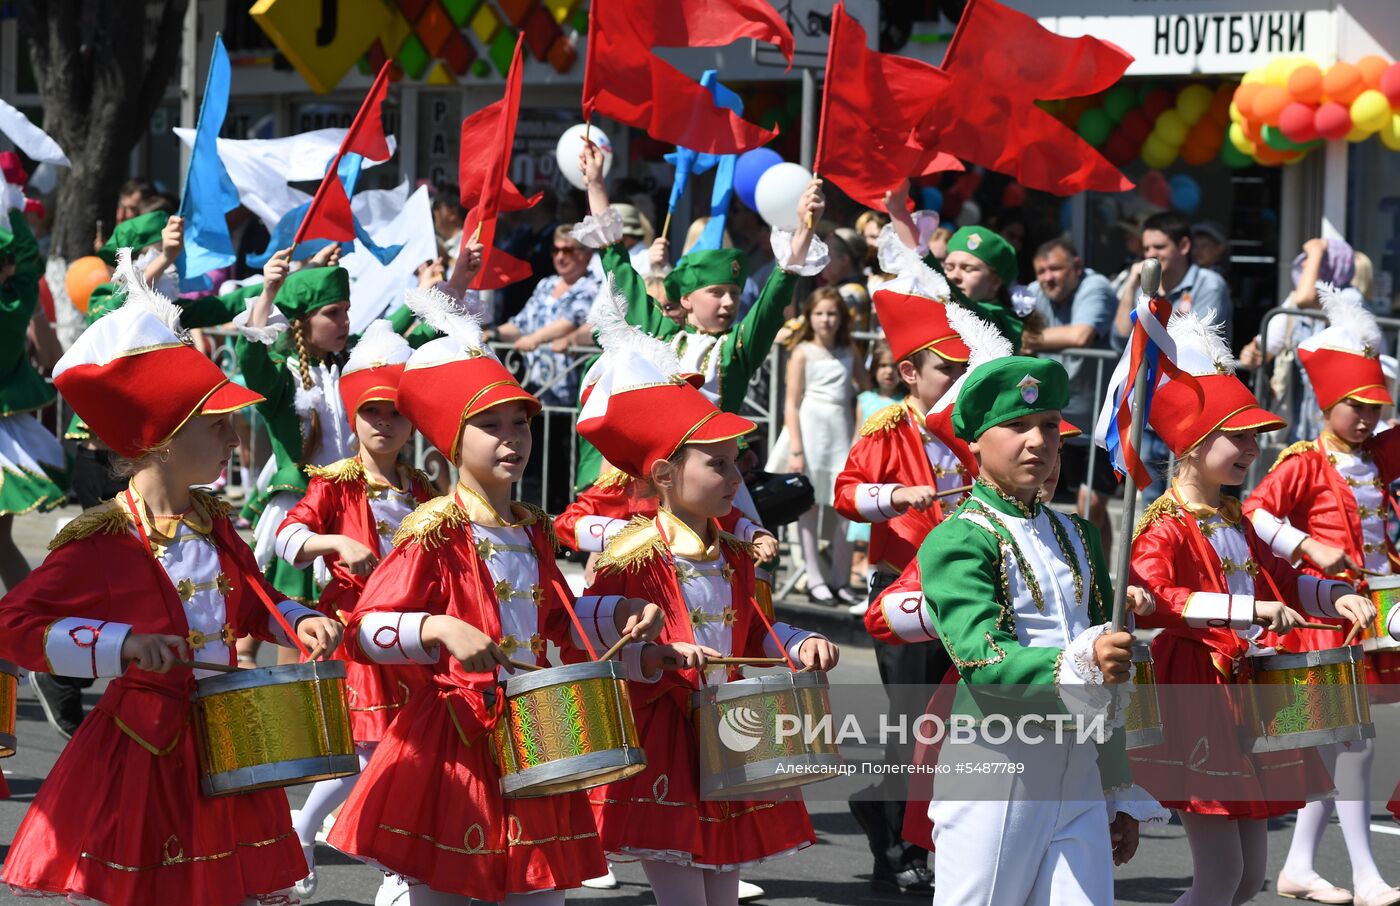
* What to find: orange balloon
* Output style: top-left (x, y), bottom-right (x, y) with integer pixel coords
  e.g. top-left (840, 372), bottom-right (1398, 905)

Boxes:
top-left (1253, 144), bottom-right (1294, 166)
top-left (1287, 63), bottom-right (1324, 104)
top-left (64, 256), bottom-right (110, 315)
top-left (1358, 54), bottom-right (1389, 89)
top-left (1209, 86), bottom-right (1235, 123)
top-left (1233, 82), bottom-right (1263, 120)
top-left (1180, 136), bottom-right (1217, 166)
top-left (1252, 85), bottom-right (1290, 126)
top-left (1323, 62), bottom-right (1364, 105)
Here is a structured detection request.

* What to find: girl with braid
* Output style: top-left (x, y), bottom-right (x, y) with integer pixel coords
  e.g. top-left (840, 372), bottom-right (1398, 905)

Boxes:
top-left (233, 248), bottom-right (356, 659)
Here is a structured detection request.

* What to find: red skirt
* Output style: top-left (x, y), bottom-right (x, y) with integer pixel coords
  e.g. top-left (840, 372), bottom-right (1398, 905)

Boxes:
top-left (588, 685), bottom-right (816, 870)
top-left (327, 684), bottom-right (604, 899)
top-left (1, 706), bottom-right (305, 905)
top-left (1128, 633), bottom-right (1332, 819)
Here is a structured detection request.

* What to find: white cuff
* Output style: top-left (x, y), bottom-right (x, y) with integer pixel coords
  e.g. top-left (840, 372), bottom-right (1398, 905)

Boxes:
top-left (855, 483), bottom-right (901, 522)
top-left (1389, 605), bottom-right (1400, 641)
top-left (770, 230), bottom-right (829, 276)
top-left (0, 183), bottom-right (25, 214)
top-left (1297, 577), bottom-right (1350, 618)
top-left (357, 612), bottom-right (440, 665)
top-left (732, 517), bottom-right (765, 544)
top-left (762, 622), bottom-right (818, 665)
top-left (622, 643), bottom-right (663, 684)
top-left (880, 591), bottom-right (940, 644)
top-left (1182, 592), bottom-right (1256, 630)
top-left (1249, 510), bottom-right (1308, 561)
top-left (573, 594), bottom-right (625, 653)
top-left (573, 208), bottom-right (623, 249)
top-left (1056, 623), bottom-right (1117, 725)
top-left (1105, 784), bottom-right (1172, 828)
top-left (275, 522), bottom-right (317, 567)
top-left (575, 515), bottom-right (628, 553)
top-left (232, 303), bottom-right (289, 344)
top-left (876, 222), bottom-right (952, 300)
top-left (44, 617), bottom-right (131, 679)
top-left (269, 601), bottom-right (323, 647)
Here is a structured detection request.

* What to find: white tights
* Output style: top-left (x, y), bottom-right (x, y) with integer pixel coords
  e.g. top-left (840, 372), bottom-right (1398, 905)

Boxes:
top-left (293, 743), bottom-right (375, 855)
top-left (798, 506), bottom-right (852, 594)
top-left (1281, 738), bottom-right (1387, 894)
top-left (642, 859), bottom-right (741, 906)
top-left (407, 887), bottom-right (564, 906)
top-left (1174, 813), bottom-right (1268, 906)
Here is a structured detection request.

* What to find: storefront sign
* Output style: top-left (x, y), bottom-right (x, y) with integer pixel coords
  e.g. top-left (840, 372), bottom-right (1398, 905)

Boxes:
top-left (1046, 9), bottom-right (1335, 75)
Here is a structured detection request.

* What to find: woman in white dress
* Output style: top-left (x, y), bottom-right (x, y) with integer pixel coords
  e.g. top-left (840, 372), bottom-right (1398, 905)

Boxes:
top-left (768, 288), bottom-right (868, 603)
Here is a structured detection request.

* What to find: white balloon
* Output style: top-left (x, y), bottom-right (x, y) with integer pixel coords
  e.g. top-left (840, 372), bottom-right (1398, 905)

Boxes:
top-left (556, 123), bottom-right (613, 191)
top-left (753, 162), bottom-right (812, 230)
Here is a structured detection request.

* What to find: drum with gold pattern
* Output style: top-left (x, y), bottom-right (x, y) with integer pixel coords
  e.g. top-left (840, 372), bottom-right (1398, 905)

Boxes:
top-left (495, 660), bottom-right (646, 798)
top-left (1243, 645), bottom-right (1374, 753)
top-left (0, 660), bottom-right (17, 758)
top-left (1124, 643), bottom-right (1163, 750)
top-left (192, 660), bottom-right (357, 796)
top-left (691, 670), bottom-right (842, 799)
top-left (1364, 575), bottom-right (1400, 652)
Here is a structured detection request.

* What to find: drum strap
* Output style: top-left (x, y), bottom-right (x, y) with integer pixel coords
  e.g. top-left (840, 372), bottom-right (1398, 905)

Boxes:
top-left (1170, 487), bottom-right (1250, 673)
top-left (1314, 439), bottom-right (1367, 572)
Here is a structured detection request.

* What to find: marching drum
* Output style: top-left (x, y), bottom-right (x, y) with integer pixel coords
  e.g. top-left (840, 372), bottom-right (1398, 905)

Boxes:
top-left (1124, 643), bottom-right (1163, 750)
top-left (691, 670), bottom-right (842, 799)
top-left (495, 660), bottom-right (646, 798)
top-left (0, 660), bottom-right (17, 758)
top-left (192, 660), bottom-right (358, 797)
top-left (1243, 645), bottom-right (1374, 754)
top-left (1365, 575), bottom-right (1400, 652)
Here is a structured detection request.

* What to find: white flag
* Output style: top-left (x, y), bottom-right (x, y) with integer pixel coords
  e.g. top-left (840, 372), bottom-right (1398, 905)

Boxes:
top-left (0, 98), bottom-right (69, 166)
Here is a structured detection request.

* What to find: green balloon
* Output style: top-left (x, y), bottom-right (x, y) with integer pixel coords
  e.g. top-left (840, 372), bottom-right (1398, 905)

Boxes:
top-left (1261, 124), bottom-right (1301, 152)
top-left (1220, 140), bottom-right (1253, 168)
top-left (1077, 108), bottom-right (1112, 147)
top-left (1103, 85), bottom-right (1135, 123)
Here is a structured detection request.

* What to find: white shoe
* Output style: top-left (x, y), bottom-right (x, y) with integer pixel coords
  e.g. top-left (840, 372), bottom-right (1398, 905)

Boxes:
top-left (374, 873), bottom-right (411, 906)
top-left (738, 879), bottom-right (764, 901)
top-left (581, 869), bottom-right (619, 889)
top-left (846, 599), bottom-right (870, 616)
top-left (293, 870), bottom-right (318, 900)
top-left (316, 811), bottom-right (335, 844)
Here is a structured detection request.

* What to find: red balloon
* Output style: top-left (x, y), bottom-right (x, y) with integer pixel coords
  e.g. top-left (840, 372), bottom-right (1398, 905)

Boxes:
top-left (1209, 86), bottom-right (1235, 123)
top-left (1314, 101), bottom-right (1353, 141)
top-left (1103, 131), bottom-right (1138, 166)
top-left (1143, 89), bottom-right (1174, 122)
top-left (1381, 62), bottom-right (1400, 106)
top-left (1002, 184), bottom-right (1027, 208)
top-left (1279, 102), bottom-right (1320, 143)
top-left (1119, 108), bottom-right (1152, 144)
top-left (1140, 169), bottom-right (1170, 207)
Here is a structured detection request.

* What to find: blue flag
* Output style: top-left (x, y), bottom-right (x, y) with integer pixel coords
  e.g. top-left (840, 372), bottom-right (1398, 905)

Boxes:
top-left (177, 35), bottom-right (240, 292)
top-left (663, 71), bottom-right (744, 253)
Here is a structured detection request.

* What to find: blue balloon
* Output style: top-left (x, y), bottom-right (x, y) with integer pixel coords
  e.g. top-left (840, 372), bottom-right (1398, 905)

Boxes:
top-left (919, 187), bottom-right (944, 213)
top-left (1168, 174), bottom-right (1201, 216)
top-left (734, 148), bottom-right (782, 211)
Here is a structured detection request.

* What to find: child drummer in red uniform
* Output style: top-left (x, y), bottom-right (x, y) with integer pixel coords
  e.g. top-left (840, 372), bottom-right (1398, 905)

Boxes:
top-left (326, 285), bottom-right (664, 905)
top-left (570, 284), bottom-right (839, 906)
top-left (1241, 285), bottom-right (1400, 903)
top-left (1122, 311), bottom-right (1375, 906)
top-left (0, 253), bottom-right (343, 906)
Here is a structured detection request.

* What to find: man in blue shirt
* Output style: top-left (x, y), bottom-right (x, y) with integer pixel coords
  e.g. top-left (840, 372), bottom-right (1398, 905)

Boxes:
top-left (1112, 211), bottom-right (1234, 498)
top-left (1023, 237), bottom-right (1120, 552)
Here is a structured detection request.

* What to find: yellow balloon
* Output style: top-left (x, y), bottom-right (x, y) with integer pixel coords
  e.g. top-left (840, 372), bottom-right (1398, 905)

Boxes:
top-left (1229, 100), bottom-right (1243, 124)
top-left (1345, 123), bottom-right (1373, 142)
top-left (1382, 114), bottom-right (1400, 152)
top-left (1229, 121), bottom-right (1257, 155)
top-left (1176, 83), bottom-right (1214, 124)
top-left (1241, 69), bottom-right (1265, 85)
top-left (1155, 109), bottom-right (1190, 146)
top-left (1350, 89), bottom-right (1391, 133)
top-left (1265, 57), bottom-right (1298, 87)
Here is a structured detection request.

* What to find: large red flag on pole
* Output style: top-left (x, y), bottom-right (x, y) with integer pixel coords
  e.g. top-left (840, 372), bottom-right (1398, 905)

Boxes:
top-left (294, 61), bottom-right (395, 245)
top-left (924, 0), bottom-right (1133, 195)
top-left (582, 0), bottom-right (794, 154)
top-left (813, 3), bottom-right (962, 207)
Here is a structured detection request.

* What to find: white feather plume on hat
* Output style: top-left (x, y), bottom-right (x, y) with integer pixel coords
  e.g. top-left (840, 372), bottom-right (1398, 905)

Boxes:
top-left (344, 318), bottom-right (411, 375)
top-left (402, 284), bottom-right (496, 366)
top-left (1166, 310), bottom-right (1236, 376)
top-left (112, 246), bottom-right (188, 341)
top-left (1301, 280), bottom-right (1383, 357)
top-left (587, 273), bottom-right (682, 379)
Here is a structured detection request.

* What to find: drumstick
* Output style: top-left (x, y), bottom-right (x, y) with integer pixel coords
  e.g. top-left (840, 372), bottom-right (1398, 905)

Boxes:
top-left (1343, 620), bottom-right (1366, 647)
top-left (176, 659), bottom-right (240, 674)
top-left (1297, 621), bottom-right (1346, 631)
top-left (597, 635), bottom-right (632, 663)
top-left (508, 658), bottom-right (543, 672)
top-left (1355, 566), bottom-right (1389, 577)
top-left (936, 484), bottom-right (974, 499)
top-left (677, 656), bottom-right (788, 668)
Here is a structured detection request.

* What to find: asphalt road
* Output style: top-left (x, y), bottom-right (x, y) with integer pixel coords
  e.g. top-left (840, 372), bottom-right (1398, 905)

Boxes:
top-left (2, 506), bottom-right (1398, 904)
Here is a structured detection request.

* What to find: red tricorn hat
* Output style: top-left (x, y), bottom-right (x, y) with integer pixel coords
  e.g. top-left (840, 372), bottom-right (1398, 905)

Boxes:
top-left (339, 319), bottom-right (412, 425)
top-left (1296, 284), bottom-right (1392, 410)
top-left (52, 250), bottom-right (262, 458)
top-left (872, 275), bottom-right (970, 364)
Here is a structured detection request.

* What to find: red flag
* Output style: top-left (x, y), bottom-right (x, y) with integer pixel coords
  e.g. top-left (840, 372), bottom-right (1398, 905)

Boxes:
top-left (813, 3), bottom-right (962, 208)
top-left (927, 0), bottom-right (1134, 195)
top-left (458, 105), bottom-right (540, 215)
top-left (582, 0), bottom-right (793, 155)
top-left (295, 62), bottom-right (395, 245)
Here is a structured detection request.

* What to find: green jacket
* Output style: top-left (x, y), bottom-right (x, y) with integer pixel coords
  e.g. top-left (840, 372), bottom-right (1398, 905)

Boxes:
top-left (917, 482), bottom-right (1130, 791)
top-left (0, 210), bottom-right (52, 417)
top-left (386, 302), bottom-right (440, 349)
top-left (922, 252), bottom-right (1026, 353)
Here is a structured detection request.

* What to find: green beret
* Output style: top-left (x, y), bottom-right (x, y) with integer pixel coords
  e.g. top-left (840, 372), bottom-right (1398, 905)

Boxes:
top-left (947, 226), bottom-right (1017, 286)
top-left (276, 266), bottom-right (351, 321)
top-left (97, 211), bottom-right (169, 266)
top-left (663, 248), bottom-right (747, 302)
top-left (85, 282), bottom-right (124, 325)
top-left (952, 356), bottom-right (1069, 441)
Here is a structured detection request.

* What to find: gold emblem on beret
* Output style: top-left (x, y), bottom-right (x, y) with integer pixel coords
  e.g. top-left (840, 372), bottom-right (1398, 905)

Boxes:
top-left (1018, 374), bottom-right (1040, 404)
top-left (967, 233), bottom-right (982, 251)
top-left (730, 259), bottom-right (741, 276)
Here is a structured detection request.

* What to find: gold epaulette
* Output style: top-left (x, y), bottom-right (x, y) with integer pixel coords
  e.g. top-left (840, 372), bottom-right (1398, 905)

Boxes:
top-left (514, 501), bottom-right (560, 552)
top-left (189, 489), bottom-right (233, 521)
top-left (1271, 440), bottom-right (1316, 471)
top-left (48, 501), bottom-right (129, 551)
top-left (392, 495), bottom-right (467, 550)
top-left (306, 457), bottom-right (365, 483)
top-left (1133, 495), bottom-right (1183, 541)
top-left (596, 516), bottom-right (668, 575)
top-left (859, 402), bottom-right (906, 437)
top-left (594, 466), bottom-right (632, 491)
top-left (402, 465), bottom-right (435, 493)
top-left (718, 531), bottom-right (756, 562)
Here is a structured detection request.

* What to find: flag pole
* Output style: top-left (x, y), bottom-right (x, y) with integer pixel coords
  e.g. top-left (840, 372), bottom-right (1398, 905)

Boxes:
top-left (807, 2), bottom-right (841, 229)
top-left (1111, 258), bottom-right (1161, 632)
